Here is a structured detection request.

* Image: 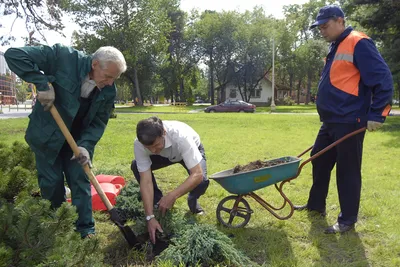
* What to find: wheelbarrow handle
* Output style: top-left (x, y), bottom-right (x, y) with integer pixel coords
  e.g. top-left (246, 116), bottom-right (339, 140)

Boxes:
top-left (293, 127), bottom-right (367, 179)
top-left (49, 106), bottom-right (113, 211)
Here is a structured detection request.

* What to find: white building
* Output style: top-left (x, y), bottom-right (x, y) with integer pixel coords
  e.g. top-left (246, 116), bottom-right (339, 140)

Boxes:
top-left (224, 77), bottom-right (273, 106)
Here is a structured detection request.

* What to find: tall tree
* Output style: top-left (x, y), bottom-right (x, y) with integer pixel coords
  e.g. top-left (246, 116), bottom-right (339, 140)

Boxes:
top-left (67, 0), bottom-right (173, 105)
top-left (344, 0), bottom-right (400, 105)
top-left (1, 0), bottom-right (65, 44)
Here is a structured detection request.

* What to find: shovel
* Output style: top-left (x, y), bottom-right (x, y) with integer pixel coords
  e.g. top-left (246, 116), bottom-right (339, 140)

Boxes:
top-left (49, 106), bottom-right (141, 248)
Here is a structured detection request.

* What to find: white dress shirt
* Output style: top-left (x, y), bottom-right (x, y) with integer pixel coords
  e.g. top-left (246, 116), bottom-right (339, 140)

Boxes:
top-left (134, 121), bottom-right (202, 172)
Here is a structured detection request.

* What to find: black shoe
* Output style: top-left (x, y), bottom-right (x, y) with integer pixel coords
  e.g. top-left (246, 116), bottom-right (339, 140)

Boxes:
top-left (293, 204), bottom-right (326, 216)
top-left (324, 222), bottom-right (355, 234)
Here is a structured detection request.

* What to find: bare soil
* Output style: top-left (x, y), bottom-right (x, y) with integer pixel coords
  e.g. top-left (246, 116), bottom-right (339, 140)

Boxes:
top-left (233, 159), bottom-right (290, 174)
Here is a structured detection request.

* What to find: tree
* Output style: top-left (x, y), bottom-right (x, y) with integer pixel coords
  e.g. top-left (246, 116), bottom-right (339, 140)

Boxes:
top-left (232, 8), bottom-right (281, 103)
top-left (295, 39), bottom-right (327, 104)
top-left (157, 9), bottom-right (204, 102)
top-left (68, 0), bottom-right (173, 105)
top-left (0, 0), bottom-right (65, 45)
top-left (343, 0), bottom-right (400, 106)
top-left (15, 80), bottom-right (28, 103)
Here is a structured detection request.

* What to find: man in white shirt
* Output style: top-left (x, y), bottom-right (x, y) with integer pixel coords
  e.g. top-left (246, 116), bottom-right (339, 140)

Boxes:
top-left (131, 116), bottom-right (209, 244)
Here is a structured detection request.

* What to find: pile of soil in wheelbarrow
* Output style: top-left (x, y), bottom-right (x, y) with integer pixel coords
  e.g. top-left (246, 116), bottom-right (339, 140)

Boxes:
top-left (233, 159), bottom-right (290, 174)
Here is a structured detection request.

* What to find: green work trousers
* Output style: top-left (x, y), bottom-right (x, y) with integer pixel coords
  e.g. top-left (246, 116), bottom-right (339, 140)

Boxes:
top-left (35, 145), bottom-right (95, 237)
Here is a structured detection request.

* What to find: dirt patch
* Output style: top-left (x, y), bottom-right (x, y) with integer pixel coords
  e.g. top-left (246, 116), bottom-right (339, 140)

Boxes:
top-left (233, 159), bottom-right (291, 174)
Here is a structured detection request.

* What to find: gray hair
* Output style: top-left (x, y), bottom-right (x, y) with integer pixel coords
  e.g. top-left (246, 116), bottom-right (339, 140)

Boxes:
top-left (92, 46), bottom-right (127, 74)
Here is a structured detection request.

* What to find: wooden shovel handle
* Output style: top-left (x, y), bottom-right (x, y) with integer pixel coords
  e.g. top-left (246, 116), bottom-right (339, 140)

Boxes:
top-left (50, 106), bottom-right (114, 211)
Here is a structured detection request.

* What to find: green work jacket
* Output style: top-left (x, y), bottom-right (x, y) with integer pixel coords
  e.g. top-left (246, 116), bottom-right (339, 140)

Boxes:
top-left (5, 44), bottom-right (116, 164)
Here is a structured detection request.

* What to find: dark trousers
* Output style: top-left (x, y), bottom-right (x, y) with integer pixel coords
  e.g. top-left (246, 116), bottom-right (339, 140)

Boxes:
top-left (307, 122), bottom-right (366, 225)
top-left (131, 144), bottom-right (209, 212)
top-left (35, 143), bottom-right (95, 238)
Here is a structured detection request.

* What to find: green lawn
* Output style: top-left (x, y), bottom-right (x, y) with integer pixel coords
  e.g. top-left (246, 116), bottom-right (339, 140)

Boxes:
top-left (1, 113), bottom-right (399, 267)
top-left (115, 104), bottom-right (207, 113)
top-left (115, 104), bottom-right (318, 114)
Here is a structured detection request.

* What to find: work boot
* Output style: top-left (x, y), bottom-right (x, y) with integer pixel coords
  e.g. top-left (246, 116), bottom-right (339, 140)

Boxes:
top-left (293, 204), bottom-right (326, 217)
top-left (324, 222), bottom-right (355, 234)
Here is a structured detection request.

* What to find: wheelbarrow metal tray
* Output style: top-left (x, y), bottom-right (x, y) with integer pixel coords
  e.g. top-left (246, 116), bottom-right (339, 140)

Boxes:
top-left (210, 156), bottom-right (301, 195)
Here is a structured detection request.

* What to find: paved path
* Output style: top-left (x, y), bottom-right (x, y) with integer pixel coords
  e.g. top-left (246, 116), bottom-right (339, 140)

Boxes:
top-left (0, 105), bottom-right (32, 119)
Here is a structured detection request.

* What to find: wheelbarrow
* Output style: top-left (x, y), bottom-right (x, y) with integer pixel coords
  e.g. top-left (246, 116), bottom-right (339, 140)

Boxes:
top-left (210, 127), bottom-right (366, 228)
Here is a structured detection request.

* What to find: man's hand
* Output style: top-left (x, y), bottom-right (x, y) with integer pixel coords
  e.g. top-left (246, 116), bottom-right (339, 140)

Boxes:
top-left (367, 121), bottom-right (383, 131)
top-left (158, 193), bottom-right (177, 216)
top-left (71, 146), bottom-right (92, 167)
top-left (147, 218), bottom-right (163, 244)
top-left (37, 83), bottom-right (55, 111)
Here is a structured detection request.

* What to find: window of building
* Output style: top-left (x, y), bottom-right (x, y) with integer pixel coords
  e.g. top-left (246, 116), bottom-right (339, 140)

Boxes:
top-left (250, 89), bottom-right (261, 98)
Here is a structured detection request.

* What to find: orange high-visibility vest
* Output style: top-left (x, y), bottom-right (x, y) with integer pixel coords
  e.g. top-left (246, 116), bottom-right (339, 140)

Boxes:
top-left (330, 31), bottom-right (369, 97)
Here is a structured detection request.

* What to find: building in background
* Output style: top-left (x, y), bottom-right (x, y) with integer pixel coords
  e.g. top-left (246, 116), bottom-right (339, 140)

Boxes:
top-left (0, 51), bottom-right (17, 104)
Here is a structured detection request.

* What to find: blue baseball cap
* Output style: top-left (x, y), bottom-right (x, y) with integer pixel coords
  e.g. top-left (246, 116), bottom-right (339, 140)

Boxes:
top-left (310, 5), bottom-right (345, 29)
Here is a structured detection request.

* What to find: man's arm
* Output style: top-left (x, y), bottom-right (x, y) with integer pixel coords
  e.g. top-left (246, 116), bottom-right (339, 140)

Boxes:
top-left (140, 168), bottom-right (163, 244)
top-left (4, 44), bottom-right (59, 91)
top-left (355, 38), bottom-right (393, 123)
top-left (158, 163), bottom-right (203, 215)
top-left (139, 169), bottom-right (155, 216)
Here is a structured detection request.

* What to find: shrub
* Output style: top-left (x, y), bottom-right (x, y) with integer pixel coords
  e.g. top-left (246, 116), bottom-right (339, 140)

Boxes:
top-left (115, 182), bottom-right (254, 266)
top-left (0, 199), bottom-right (104, 266)
top-left (156, 224), bottom-right (253, 267)
top-left (110, 108), bottom-right (117, 119)
top-left (0, 142), bottom-right (37, 202)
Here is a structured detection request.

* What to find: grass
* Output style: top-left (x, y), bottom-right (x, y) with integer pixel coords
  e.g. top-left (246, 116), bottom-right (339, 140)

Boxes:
top-left (115, 104), bottom-right (318, 114)
top-left (1, 113), bottom-right (399, 267)
top-left (115, 104), bottom-right (208, 113)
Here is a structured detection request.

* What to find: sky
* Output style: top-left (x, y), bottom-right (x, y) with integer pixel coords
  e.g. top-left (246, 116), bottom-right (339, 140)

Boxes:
top-left (0, 0), bottom-right (309, 52)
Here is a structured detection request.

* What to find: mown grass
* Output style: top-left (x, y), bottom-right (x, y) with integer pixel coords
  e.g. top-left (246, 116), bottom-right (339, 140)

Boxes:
top-left (0, 113), bottom-right (399, 267)
top-left (115, 104), bottom-right (318, 114)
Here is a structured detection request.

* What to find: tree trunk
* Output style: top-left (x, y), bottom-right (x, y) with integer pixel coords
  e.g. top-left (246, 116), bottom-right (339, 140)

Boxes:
top-left (221, 86), bottom-right (226, 102)
top-left (289, 72), bottom-right (293, 100)
top-left (209, 50), bottom-right (215, 105)
top-left (397, 79), bottom-right (400, 107)
top-left (306, 70), bottom-right (312, 104)
top-left (133, 67), bottom-right (142, 105)
top-left (297, 78), bottom-right (302, 105)
top-left (179, 78), bottom-right (184, 101)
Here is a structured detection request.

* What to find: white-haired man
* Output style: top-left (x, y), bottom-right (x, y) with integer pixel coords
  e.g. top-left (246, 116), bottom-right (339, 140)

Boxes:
top-left (5, 44), bottom-right (127, 238)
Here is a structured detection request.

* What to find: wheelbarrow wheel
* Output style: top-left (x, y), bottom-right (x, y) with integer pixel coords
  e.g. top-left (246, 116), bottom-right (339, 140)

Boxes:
top-left (216, 195), bottom-right (252, 228)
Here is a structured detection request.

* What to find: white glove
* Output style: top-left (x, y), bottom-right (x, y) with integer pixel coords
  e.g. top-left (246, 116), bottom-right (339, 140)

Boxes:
top-left (367, 121), bottom-right (383, 132)
top-left (71, 147), bottom-right (92, 167)
top-left (37, 83), bottom-right (55, 111)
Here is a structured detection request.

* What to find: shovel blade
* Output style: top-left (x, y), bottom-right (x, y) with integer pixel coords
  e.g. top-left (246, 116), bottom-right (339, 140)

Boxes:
top-left (117, 224), bottom-right (141, 249)
top-left (109, 208), bottom-right (141, 248)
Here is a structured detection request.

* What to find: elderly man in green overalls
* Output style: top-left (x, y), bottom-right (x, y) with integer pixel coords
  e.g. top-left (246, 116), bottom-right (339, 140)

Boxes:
top-left (5, 44), bottom-right (126, 238)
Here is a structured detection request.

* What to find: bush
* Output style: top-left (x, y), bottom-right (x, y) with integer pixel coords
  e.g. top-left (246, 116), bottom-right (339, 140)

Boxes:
top-left (0, 141), bottom-right (105, 267)
top-left (109, 108), bottom-right (117, 119)
top-left (156, 224), bottom-right (253, 267)
top-left (283, 96), bottom-right (296, 106)
top-left (115, 182), bottom-right (254, 266)
top-left (186, 97), bottom-right (195, 106)
top-left (276, 96), bottom-right (296, 106)
top-left (0, 142), bottom-right (37, 202)
top-left (0, 199), bottom-right (104, 267)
